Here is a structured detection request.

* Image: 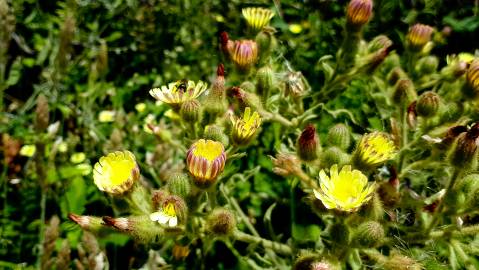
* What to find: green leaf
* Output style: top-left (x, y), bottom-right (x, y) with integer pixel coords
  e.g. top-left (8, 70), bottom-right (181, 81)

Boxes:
top-left (292, 224), bottom-right (321, 243)
top-left (60, 177), bottom-right (86, 217)
top-left (6, 58), bottom-right (22, 86)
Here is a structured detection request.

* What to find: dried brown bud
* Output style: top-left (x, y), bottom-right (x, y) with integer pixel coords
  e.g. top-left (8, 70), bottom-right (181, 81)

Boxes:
top-left (271, 152), bottom-right (302, 177)
top-left (207, 208), bottom-right (236, 236)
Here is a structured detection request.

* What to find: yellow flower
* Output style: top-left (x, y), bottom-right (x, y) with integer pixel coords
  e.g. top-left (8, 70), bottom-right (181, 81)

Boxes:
top-left (150, 201), bottom-right (178, 227)
top-left (466, 59), bottom-right (479, 93)
top-left (149, 80), bottom-right (207, 108)
top-left (352, 132), bottom-right (396, 169)
top-left (93, 151), bottom-right (140, 195)
top-left (231, 107), bottom-right (262, 146)
top-left (135, 103), bottom-right (146, 113)
top-left (186, 139), bottom-right (226, 188)
top-left (314, 164), bottom-right (375, 212)
top-left (289, 24), bottom-right (303, 34)
top-left (19, 144), bottom-right (36, 157)
top-left (98, 110), bottom-right (116, 122)
top-left (242, 7), bottom-right (274, 31)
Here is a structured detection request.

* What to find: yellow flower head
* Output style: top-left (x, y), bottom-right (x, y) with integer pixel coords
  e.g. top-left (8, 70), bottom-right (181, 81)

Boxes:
top-left (314, 164), bottom-right (375, 212)
top-left (98, 110), bottom-right (116, 122)
top-left (93, 151), bottom-right (140, 195)
top-left (186, 139), bottom-right (226, 188)
top-left (242, 7), bottom-right (274, 32)
top-left (149, 80), bottom-right (207, 107)
top-left (352, 132), bottom-right (397, 169)
top-left (19, 144), bottom-right (36, 157)
top-left (231, 107), bottom-right (262, 146)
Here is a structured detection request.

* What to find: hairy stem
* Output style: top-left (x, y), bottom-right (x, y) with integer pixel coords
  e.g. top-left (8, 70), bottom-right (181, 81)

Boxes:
top-left (233, 230), bottom-right (293, 256)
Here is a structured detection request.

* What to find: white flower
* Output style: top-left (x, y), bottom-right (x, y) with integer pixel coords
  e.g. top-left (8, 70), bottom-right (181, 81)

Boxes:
top-left (150, 203), bottom-right (178, 227)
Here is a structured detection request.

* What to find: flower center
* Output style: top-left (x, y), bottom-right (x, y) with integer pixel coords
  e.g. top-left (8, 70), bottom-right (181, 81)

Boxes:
top-left (105, 158), bottom-right (135, 185)
top-left (163, 203), bottom-right (176, 217)
top-left (192, 140), bottom-right (223, 161)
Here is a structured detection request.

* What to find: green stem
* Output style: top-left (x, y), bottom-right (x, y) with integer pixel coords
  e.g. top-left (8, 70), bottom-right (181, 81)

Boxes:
top-left (233, 231), bottom-right (293, 256)
top-left (294, 169), bottom-right (319, 191)
top-left (397, 106), bottom-right (408, 173)
top-left (260, 110), bottom-right (294, 127)
top-left (425, 167), bottom-right (462, 234)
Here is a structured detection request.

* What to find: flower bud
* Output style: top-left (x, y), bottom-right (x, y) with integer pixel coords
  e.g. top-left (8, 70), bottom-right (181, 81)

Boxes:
top-left (293, 255), bottom-right (339, 270)
top-left (382, 253), bottom-right (422, 270)
top-left (463, 59), bottom-right (479, 97)
top-left (297, 124), bottom-right (320, 162)
top-left (256, 65), bottom-right (275, 97)
top-left (166, 173), bottom-right (191, 199)
top-left (229, 86), bottom-right (263, 112)
top-left (102, 216), bottom-right (164, 241)
top-left (35, 94), bottom-right (49, 132)
top-left (352, 221), bottom-right (384, 247)
top-left (68, 214), bottom-right (104, 233)
top-left (319, 147), bottom-right (350, 169)
top-left (229, 40), bottom-right (258, 71)
top-left (363, 48), bottom-right (390, 73)
top-left (186, 139), bottom-right (227, 188)
top-left (180, 99), bottom-right (202, 122)
top-left (360, 192), bottom-right (385, 220)
top-left (204, 125), bottom-right (229, 147)
top-left (406, 24), bottom-right (434, 52)
top-left (448, 127), bottom-right (479, 168)
top-left (416, 56), bottom-right (439, 74)
top-left (204, 64), bottom-right (228, 119)
top-left (346, 0), bottom-right (373, 30)
top-left (219, 31), bottom-right (234, 59)
top-left (392, 79), bottom-right (417, 107)
top-left (387, 67), bottom-right (407, 86)
top-left (255, 27), bottom-right (277, 61)
top-left (239, 81), bottom-right (256, 93)
top-left (207, 208), bottom-right (236, 236)
top-left (377, 170), bottom-right (400, 208)
top-left (415, 91), bottom-right (440, 117)
top-left (457, 173), bottom-right (479, 195)
top-left (368, 35), bottom-right (393, 53)
top-left (327, 124), bottom-right (351, 150)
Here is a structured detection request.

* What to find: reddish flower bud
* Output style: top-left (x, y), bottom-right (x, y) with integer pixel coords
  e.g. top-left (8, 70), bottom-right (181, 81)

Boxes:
top-left (297, 124), bottom-right (320, 161)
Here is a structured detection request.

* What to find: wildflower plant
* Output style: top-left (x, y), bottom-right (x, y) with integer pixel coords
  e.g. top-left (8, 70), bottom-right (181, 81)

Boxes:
top-left (4, 0), bottom-right (479, 269)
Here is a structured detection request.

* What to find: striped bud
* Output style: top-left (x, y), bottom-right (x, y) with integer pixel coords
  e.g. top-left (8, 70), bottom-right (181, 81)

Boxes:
top-left (416, 91), bottom-right (440, 117)
top-left (406, 24), bottom-right (434, 52)
top-left (297, 124), bottom-right (320, 161)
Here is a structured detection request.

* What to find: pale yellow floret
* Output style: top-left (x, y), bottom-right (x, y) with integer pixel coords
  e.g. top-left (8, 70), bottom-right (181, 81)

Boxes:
top-left (192, 139), bottom-right (224, 161)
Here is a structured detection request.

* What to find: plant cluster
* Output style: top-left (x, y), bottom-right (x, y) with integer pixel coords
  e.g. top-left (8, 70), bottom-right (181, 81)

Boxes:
top-left (2, 0), bottom-right (479, 269)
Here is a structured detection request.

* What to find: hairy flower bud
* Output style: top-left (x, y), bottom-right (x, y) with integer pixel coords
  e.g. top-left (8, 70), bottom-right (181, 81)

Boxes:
top-left (368, 35), bottom-right (393, 53)
top-left (102, 216), bottom-right (164, 241)
top-left (219, 31), bottom-right (234, 59)
top-left (207, 208), bottom-right (236, 236)
top-left (352, 221), bottom-right (384, 247)
top-left (448, 126), bottom-right (479, 168)
top-left (392, 79), bottom-right (417, 107)
top-left (229, 40), bottom-right (258, 71)
top-left (406, 24), bottom-right (434, 52)
top-left (255, 27), bottom-right (277, 61)
top-left (180, 99), bottom-right (202, 122)
top-left (68, 214), bottom-right (104, 233)
top-left (204, 125), bottom-right (229, 146)
top-left (416, 56), bottom-right (439, 74)
top-left (229, 86), bottom-right (263, 111)
top-left (204, 64), bottom-right (228, 120)
top-left (415, 91), bottom-right (440, 117)
top-left (330, 221), bottom-right (350, 246)
top-left (319, 147), bottom-right (350, 170)
top-left (297, 124), bottom-right (320, 161)
top-left (271, 152), bottom-right (301, 177)
top-left (293, 255), bottom-right (339, 270)
top-left (382, 253), bottom-right (422, 270)
top-left (256, 65), bottom-right (275, 97)
top-left (346, 0), bottom-right (373, 30)
top-left (327, 124), bottom-right (351, 150)
top-left (284, 71), bottom-right (308, 98)
top-left (166, 173), bottom-right (191, 199)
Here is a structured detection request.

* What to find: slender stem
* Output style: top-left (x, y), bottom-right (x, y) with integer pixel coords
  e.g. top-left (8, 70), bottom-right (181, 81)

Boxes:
top-left (397, 107), bottom-right (408, 173)
top-left (294, 169), bottom-right (319, 190)
top-left (425, 167), bottom-right (462, 234)
top-left (233, 231), bottom-right (293, 256)
top-left (220, 185), bottom-right (259, 237)
top-left (260, 110), bottom-right (293, 127)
